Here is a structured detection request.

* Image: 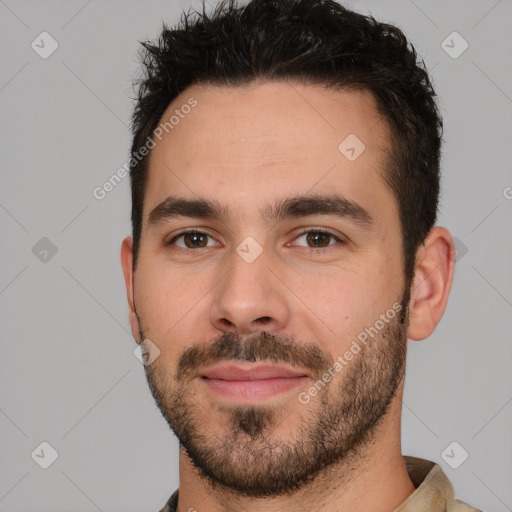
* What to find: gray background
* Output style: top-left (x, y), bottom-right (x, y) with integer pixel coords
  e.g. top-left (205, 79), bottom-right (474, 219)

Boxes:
top-left (1, 0), bottom-right (511, 511)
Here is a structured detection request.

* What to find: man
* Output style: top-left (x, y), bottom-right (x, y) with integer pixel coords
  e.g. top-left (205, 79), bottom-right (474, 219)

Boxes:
top-left (120, 0), bottom-right (481, 510)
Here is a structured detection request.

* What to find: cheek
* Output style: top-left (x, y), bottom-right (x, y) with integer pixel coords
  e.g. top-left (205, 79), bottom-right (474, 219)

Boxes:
top-left (288, 266), bottom-right (368, 346)
top-left (134, 265), bottom-right (208, 346)
top-left (289, 260), bottom-right (401, 354)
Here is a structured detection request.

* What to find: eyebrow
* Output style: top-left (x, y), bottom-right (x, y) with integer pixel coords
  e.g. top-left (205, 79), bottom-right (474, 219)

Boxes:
top-left (147, 193), bottom-right (373, 230)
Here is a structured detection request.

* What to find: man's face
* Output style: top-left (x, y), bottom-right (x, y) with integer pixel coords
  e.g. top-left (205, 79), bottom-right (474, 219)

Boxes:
top-left (130, 82), bottom-right (410, 496)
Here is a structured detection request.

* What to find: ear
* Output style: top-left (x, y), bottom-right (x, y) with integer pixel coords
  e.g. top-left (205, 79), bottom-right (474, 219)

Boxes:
top-left (120, 235), bottom-right (142, 344)
top-left (407, 226), bottom-right (456, 341)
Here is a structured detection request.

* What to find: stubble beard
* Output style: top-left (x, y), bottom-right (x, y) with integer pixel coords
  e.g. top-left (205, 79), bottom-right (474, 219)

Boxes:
top-left (142, 300), bottom-right (409, 498)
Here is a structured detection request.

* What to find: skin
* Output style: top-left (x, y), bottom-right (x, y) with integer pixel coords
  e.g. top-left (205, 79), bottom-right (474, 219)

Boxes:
top-left (121, 81), bottom-right (456, 512)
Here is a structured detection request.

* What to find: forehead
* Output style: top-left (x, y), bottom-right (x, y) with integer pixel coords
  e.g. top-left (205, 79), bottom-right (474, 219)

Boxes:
top-left (144, 81), bottom-right (395, 223)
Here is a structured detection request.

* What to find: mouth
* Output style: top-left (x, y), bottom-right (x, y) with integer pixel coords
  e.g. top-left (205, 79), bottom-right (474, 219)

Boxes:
top-left (199, 363), bottom-right (312, 401)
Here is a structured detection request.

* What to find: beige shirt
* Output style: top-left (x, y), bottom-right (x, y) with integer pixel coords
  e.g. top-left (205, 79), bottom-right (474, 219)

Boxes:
top-left (158, 456), bottom-right (482, 512)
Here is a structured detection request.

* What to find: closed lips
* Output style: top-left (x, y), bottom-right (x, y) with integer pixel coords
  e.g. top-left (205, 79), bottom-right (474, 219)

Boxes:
top-left (199, 363), bottom-right (312, 401)
top-left (200, 363), bottom-right (309, 380)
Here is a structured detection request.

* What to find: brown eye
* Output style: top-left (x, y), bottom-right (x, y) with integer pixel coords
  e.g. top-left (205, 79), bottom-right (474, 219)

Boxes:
top-left (183, 232), bottom-right (208, 248)
top-left (305, 231), bottom-right (332, 248)
top-left (168, 231), bottom-right (217, 249)
top-left (292, 229), bottom-right (341, 249)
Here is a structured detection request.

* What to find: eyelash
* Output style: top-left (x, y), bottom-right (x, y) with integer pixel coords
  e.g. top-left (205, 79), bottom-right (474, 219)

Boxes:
top-left (293, 228), bottom-right (345, 253)
top-left (166, 227), bottom-right (345, 253)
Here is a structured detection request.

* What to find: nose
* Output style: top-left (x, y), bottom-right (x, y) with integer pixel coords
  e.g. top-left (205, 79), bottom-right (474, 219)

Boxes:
top-left (209, 248), bottom-right (291, 336)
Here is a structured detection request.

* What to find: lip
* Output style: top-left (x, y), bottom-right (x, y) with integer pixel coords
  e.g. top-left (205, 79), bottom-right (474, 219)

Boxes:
top-left (200, 363), bottom-right (310, 380)
top-left (199, 363), bottom-right (311, 401)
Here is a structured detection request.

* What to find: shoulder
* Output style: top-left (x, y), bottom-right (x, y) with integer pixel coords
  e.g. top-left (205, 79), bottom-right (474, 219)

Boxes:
top-left (451, 499), bottom-right (484, 512)
top-left (401, 456), bottom-right (483, 512)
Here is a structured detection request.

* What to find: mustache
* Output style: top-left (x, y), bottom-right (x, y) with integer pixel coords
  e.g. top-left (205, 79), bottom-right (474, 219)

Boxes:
top-left (175, 331), bottom-right (334, 382)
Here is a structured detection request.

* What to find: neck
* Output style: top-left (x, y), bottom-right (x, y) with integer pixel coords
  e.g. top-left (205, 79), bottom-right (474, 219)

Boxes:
top-left (175, 392), bottom-right (414, 512)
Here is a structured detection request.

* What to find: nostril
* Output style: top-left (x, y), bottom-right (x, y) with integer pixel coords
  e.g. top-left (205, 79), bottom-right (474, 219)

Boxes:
top-left (257, 316), bottom-right (272, 324)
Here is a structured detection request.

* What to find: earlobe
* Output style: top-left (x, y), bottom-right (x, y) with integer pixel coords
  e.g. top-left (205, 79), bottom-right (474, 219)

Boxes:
top-left (120, 236), bottom-right (142, 344)
top-left (407, 227), bottom-right (456, 341)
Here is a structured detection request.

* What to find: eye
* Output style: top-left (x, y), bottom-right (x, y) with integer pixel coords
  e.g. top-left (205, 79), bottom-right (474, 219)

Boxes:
top-left (167, 229), bottom-right (218, 249)
top-left (291, 229), bottom-right (344, 249)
